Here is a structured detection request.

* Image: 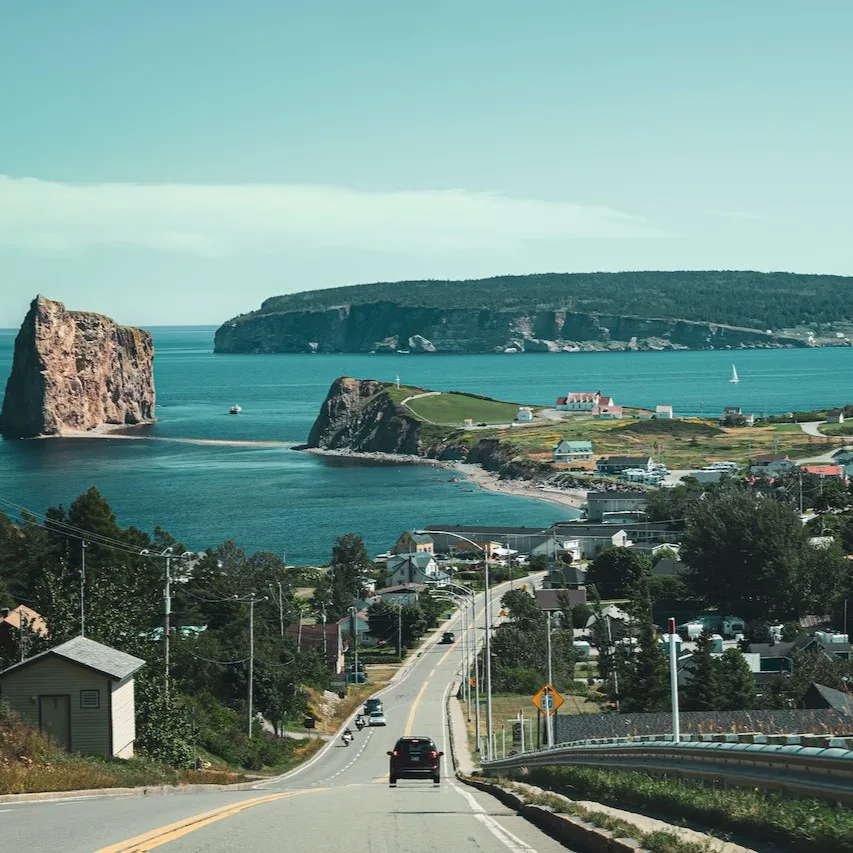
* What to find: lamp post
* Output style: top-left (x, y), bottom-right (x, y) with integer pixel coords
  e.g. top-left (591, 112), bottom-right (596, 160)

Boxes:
top-left (432, 588), bottom-right (474, 721)
top-left (416, 530), bottom-right (494, 760)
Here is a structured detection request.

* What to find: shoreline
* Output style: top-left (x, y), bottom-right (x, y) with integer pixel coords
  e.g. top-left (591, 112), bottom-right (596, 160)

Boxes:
top-left (302, 447), bottom-right (587, 512)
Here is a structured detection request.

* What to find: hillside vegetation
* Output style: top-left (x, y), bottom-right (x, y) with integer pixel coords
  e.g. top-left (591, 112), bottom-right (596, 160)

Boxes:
top-left (252, 271), bottom-right (853, 332)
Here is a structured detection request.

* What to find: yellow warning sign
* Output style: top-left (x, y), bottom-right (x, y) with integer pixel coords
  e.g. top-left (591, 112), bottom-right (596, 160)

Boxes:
top-left (531, 683), bottom-right (564, 715)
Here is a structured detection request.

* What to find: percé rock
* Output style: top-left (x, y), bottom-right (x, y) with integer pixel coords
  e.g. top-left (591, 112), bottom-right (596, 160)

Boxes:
top-left (215, 303), bottom-right (804, 354)
top-left (0, 296), bottom-right (155, 438)
top-left (306, 377), bottom-right (422, 454)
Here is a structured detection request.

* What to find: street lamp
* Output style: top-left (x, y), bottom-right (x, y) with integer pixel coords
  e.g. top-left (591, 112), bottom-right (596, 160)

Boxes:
top-left (431, 589), bottom-right (475, 722)
top-left (416, 529), bottom-right (495, 760)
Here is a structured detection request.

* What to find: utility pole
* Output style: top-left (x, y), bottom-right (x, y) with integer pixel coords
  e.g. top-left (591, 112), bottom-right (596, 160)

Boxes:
top-left (277, 582), bottom-right (284, 637)
top-left (397, 604), bottom-right (403, 658)
top-left (545, 610), bottom-right (554, 747)
top-left (474, 640), bottom-right (481, 751)
top-left (19, 608), bottom-right (27, 663)
top-left (245, 594), bottom-right (267, 738)
top-left (484, 551), bottom-right (493, 761)
top-left (80, 540), bottom-right (87, 638)
top-left (321, 602), bottom-right (328, 662)
top-left (164, 552), bottom-right (172, 700)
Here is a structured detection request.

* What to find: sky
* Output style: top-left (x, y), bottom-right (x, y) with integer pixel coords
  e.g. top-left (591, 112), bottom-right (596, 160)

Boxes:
top-left (1, 1), bottom-right (850, 327)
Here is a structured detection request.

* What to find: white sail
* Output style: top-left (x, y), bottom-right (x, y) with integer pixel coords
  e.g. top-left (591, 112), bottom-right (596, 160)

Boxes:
top-left (730, 364), bottom-right (739, 384)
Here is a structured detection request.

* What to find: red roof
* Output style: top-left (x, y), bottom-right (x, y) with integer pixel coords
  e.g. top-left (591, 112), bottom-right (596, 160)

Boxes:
top-left (556, 397), bottom-right (567, 405)
top-left (802, 465), bottom-right (845, 477)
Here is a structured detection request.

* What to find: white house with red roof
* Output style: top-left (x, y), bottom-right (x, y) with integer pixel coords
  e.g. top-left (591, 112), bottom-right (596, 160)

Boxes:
top-left (556, 390), bottom-right (603, 411)
top-left (802, 464), bottom-right (847, 481)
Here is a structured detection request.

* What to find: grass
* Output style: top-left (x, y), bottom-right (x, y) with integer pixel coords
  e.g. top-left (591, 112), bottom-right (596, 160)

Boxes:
top-left (500, 764), bottom-right (853, 853)
top-left (489, 779), bottom-right (717, 853)
top-left (461, 692), bottom-right (602, 758)
top-left (820, 422), bottom-right (853, 437)
top-left (0, 706), bottom-right (247, 794)
top-left (406, 392), bottom-right (528, 425)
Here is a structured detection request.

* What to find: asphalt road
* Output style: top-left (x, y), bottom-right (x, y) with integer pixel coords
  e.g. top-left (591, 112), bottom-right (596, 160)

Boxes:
top-left (1, 579), bottom-right (574, 853)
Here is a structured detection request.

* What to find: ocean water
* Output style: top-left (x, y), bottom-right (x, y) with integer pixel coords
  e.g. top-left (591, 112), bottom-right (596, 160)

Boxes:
top-left (0, 327), bottom-right (850, 563)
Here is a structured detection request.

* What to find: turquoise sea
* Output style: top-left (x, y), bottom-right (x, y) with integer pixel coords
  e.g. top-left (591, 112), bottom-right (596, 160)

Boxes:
top-left (0, 327), bottom-right (850, 564)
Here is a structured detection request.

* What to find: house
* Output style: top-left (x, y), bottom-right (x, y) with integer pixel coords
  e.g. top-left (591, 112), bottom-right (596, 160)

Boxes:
top-left (463, 418), bottom-right (474, 429)
top-left (393, 530), bottom-right (435, 555)
top-left (424, 525), bottom-right (554, 556)
top-left (550, 519), bottom-right (683, 546)
top-left (531, 537), bottom-right (583, 562)
top-left (544, 563), bottom-right (587, 591)
top-left (384, 552), bottom-right (449, 587)
top-left (585, 604), bottom-right (630, 631)
top-left (535, 588), bottom-right (587, 611)
top-left (585, 490), bottom-right (649, 522)
top-left (596, 456), bottom-right (653, 475)
top-left (593, 403), bottom-right (623, 419)
top-left (375, 583), bottom-right (426, 608)
top-left (629, 542), bottom-right (679, 560)
top-left (285, 622), bottom-right (345, 673)
top-left (722, 407), bottom-right (755, 427)
top-left (0, 605), bottom-right (47, 655)
top-left (555, 391), bottom-right (602, 411)
top-left (655, 405), bottom-right (673, 419)
top-left (0, 637), bottom-right (145, 757)
top-left (802, 465), bottom-right (847, 481)
top-left (750, 453), bottom-right (796, 476)
top-left (552, 440), bottom-right (593, 464)
top-left (801, 683), bottom-right (853, 714)
top-left (650, 556), bottom-right (683, 577)
top-left (748, 632), bottom-right (852, 675)
top-left (827, 410), bottom-right (846, 425)
top-left (337, 610), bottom-right (373, 648)
top-left (516, 407), bottom-right (534, 423)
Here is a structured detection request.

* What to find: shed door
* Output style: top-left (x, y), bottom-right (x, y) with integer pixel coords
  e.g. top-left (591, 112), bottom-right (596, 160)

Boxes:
top-left (39, 695), bottom-right (71, 750)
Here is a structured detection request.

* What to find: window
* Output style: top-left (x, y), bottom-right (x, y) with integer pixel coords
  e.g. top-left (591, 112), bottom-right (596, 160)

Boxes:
top-left (80, 690), bottom-right (100, 709)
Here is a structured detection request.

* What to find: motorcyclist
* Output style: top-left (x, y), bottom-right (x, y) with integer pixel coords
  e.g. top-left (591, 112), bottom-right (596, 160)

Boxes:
top-left (342, 726), bottom-right (354, 745)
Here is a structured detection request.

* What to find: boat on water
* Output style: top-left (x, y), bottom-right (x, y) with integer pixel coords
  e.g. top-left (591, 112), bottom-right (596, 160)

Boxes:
top-left (730, 364), bottom-right (739, 384)
top-left (229, 404), bottom-right (242, 414)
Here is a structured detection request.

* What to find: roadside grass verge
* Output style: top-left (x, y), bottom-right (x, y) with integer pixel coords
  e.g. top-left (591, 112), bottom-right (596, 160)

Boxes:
top-left (490, 779), bottom-right (717, 853)
top-left (499, 764), bottom-right (853, 853)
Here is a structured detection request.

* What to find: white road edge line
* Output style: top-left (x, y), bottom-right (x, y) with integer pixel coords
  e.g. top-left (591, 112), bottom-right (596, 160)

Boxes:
top-left (453, 784), bottom-right (538, 853)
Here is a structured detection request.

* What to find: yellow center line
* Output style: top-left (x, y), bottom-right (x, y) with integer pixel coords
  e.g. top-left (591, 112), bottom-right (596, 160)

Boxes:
top-left (94, 788), bottom-right (327, 852)
top-left (404, 680), bottom-right (429, 735)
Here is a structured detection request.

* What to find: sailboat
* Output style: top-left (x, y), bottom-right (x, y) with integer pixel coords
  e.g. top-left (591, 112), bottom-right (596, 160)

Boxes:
top-left (730, 364), bottom-right (739, 384)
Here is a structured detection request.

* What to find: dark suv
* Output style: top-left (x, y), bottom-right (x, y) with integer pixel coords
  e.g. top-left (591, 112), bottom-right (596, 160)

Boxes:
top-left (388, 736), bottom-right (443, 785)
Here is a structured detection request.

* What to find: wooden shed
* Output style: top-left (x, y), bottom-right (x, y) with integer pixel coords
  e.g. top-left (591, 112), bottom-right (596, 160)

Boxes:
top-left (0, 636), bottom-right (145, 758)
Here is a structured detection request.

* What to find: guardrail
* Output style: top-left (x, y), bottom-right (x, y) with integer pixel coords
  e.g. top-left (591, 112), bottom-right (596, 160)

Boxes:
top-left (482, 733), bottom-right (853, 805)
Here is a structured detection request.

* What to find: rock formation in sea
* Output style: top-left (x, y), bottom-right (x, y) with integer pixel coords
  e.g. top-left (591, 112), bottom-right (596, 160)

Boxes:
top-left (0, 296), bottom-right (155, 438)
top-left (306, 376), bottom-right (550, 481)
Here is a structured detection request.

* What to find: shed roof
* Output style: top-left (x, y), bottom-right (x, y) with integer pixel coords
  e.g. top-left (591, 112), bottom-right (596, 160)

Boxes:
top-left (0, 636), bottom-right (145, 681)
top-left (0, 604), bottom-right (47, 635)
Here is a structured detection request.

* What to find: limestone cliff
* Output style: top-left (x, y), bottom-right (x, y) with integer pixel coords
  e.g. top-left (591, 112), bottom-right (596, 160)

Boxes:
top-left (0, 296), bottom-right (155, 438)
top-left (215, 303), bottom-right (804, 354)
top-left (306, 377), bottom-right (422, 453)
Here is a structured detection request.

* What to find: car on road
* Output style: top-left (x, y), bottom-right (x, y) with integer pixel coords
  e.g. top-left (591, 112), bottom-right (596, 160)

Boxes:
top-left (439, 631), bottom-right (456, 644)
top-left (388, 736), bottom-right (443, 785)
top-left (363, 698), bottom-right (383, 715)
top-left (367, 710), bottom-right (387, 726)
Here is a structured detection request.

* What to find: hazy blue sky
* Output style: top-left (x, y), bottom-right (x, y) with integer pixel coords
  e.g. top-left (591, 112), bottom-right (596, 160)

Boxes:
top-left (1, 1), bottom-right (850, 327)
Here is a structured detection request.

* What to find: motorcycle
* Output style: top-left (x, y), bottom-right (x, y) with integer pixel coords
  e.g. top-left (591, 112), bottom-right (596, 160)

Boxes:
top-left (341, 731), bottom-right (354, 747)
top-left (355, 717), bottom-right (365, 732)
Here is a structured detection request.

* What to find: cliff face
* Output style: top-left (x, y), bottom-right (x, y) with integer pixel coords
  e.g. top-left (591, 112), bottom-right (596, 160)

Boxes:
top-left (215, 303), bottom-right (803, 354)
top-left (0, 296), bottom-right (155, 438)
top-left (306, 377), bottom-right (422, 453)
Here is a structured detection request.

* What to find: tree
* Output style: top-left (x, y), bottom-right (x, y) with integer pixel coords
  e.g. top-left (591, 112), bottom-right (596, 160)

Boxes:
top-left (500, 588), bottom-right (543, 630)
top-left (617, 612), bottom-right (669, 713)
top-left (682, 632), bottom-right (721, 712)
top-left (587, 548), bottom-right (652, 600)
top-left (717, 649), bottom-right (757, 710)
top-left (681, 489), bottom-right (844, 621)
top-left (320, 534), bottom-right (374, 621)
top-left (528, 555), bottom-right (548, 572)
